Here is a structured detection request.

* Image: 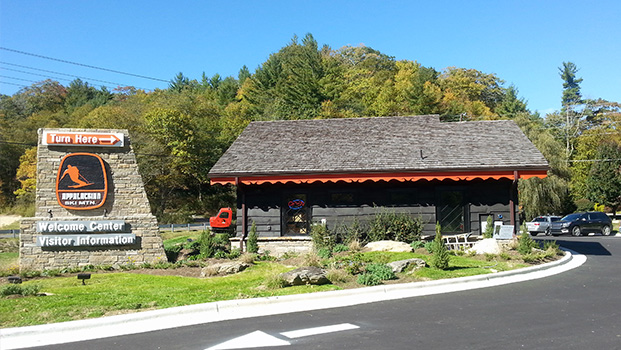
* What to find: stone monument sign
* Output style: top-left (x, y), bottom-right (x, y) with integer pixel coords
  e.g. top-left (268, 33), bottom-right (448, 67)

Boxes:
top-left (19, 128), bottom-right (166, 270)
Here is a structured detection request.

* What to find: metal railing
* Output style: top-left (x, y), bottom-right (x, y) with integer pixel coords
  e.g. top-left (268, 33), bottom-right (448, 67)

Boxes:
top-left (158, 223), bottom-right (211, 233)
top-left (0, 230), bottom-right (19, 238)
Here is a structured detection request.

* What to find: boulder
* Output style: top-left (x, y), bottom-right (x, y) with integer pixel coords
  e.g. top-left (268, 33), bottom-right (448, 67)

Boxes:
top-left (467, 238), bottom-right (501, 255)
top-left (387, 258), bottom-right (427, 273)
top-left (280, 266), bottom-right (330, 286)
top-left (200, 261), bottom-right (249, 277)
top-left (365, 240), bottom-right (412, 252)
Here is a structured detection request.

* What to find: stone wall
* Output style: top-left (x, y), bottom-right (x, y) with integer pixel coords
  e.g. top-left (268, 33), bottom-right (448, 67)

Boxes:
top-left (20, 128), bottom-right (166, 271)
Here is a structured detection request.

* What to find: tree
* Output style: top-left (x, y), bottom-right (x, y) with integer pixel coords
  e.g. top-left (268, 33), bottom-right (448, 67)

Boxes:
top-left (585, 141), bottom-right (621, 213)
top-left (431, 222), bottom-right (450, 270)
top-left (13, 147), bottom-right (37, 205)
top-left (559, 62), bottom-right (583, 109)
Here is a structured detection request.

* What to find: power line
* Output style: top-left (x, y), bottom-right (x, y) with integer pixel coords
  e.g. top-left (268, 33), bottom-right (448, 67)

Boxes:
top-left (0, 81), bottom-right (28, 88)
top-left (0, 73), bottom-right (116, 91)
top-left (0, 62), bottom-right (145, 89)
top-left (0, 47), bottom-right (169, 83)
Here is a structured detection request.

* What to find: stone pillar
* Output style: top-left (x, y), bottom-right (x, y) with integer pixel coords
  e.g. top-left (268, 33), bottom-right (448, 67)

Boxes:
top-left (19, 128), bottom-right (166, 271)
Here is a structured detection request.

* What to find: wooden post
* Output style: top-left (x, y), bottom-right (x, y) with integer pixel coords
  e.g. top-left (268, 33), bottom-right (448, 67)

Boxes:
top-left (236, 177), bottom-right (247, 251)
top-left (510, 170), bottom-right (519, 234)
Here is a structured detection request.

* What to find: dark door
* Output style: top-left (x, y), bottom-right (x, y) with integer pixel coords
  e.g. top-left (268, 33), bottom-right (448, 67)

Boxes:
top-left (438, 190), bottom-right (466, 234)
top-left (282, 194), bottom-right (310, 236)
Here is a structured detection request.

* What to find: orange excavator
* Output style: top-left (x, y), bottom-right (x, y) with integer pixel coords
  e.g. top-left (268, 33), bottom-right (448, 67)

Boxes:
top-left (209, 207), bottom-right (233, 233)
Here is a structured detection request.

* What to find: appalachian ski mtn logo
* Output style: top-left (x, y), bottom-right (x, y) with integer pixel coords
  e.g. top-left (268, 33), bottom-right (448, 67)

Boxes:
top-left (56, 153), bottom-right (108, 210)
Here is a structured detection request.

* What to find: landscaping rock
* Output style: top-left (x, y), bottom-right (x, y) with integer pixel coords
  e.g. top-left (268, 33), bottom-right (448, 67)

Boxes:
top-left (279, 266), bottom-right (330, 286)
top-left (467, 238), bottom-right (501, 255)
top-left (387, 258), bottom-right (427, 273)
top-left (200, 261), bottom-right (249, 277)
top-left (365, 240), bottom-right (412, 252)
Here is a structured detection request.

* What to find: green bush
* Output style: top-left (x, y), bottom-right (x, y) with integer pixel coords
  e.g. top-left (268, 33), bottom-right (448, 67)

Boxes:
top-left (1, 283), bottom-right (40, 297)
top-left (430, 222), bottom-right (450, 270)
top-left (357, 273), bottom-right (382, 286)
top-left (365, 263), bottom-right (396, 280)
top-left (517, 231), bottom-right (538, 255)
top-left (311, 223), bottom-right (336, 251)
top-left (317, 248), bottom-right (332, 259)
top-left (543, 241), bottom-right (563, 256)
top-left (424, 241), bottom-right (437, 254)
top-left (410, 240), bottom-right (425, 250)
top-left (483, 215), bottom-right (494, 238)
top-left (332, 244), bottom-right (349, 253)
top-left (342, 218), bottom-right (367, 244)
top-left (368, 210), bottom-right (423, 243)
top-left (333, 252), bottom-right (367, 275)
top-left (247, 221), bottom-right (259, 253)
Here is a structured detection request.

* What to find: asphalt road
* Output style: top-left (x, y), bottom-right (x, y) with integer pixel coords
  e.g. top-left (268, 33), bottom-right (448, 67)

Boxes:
top-left (27, 236), bottom-right (621, 350)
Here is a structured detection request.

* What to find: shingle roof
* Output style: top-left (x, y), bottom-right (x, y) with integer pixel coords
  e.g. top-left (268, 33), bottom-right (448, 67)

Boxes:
top-left (209, 115), bottom-right (549, 177)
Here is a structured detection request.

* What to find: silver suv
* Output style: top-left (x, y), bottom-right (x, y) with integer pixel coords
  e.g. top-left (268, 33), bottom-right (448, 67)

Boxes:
top-left (526, 215), bottom-right (562, 236)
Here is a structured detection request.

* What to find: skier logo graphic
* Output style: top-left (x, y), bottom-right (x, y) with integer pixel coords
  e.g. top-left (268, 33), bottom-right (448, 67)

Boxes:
top-left (56, 153), bottom-right (108, 210)
top-left (59, 165), bottom-right (94, 188)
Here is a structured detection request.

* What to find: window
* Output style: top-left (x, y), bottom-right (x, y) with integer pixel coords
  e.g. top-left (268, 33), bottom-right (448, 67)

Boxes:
top-left (282, 194), bottom-right (310, 236)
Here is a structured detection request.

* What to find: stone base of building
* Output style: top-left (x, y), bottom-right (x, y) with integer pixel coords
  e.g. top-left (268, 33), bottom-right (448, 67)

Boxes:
top-left (231, 236), bottom-right (314, 257)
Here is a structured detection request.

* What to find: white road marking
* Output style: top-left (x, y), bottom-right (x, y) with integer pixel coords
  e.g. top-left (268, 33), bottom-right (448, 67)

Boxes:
top-left (205, 330), bottom-right (290, 350)
top-left (280, 323), bottom-right (360, 339)
top-left (205, 323), bottom-right (360, 349)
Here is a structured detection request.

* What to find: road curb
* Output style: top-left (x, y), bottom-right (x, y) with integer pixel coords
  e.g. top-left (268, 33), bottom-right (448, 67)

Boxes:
top-left (0, 250), bottom-right (584, 349)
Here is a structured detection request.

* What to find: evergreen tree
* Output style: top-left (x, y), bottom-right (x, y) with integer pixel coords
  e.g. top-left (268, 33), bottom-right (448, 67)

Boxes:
top-left (247, 221), bottom-right (259, 253)
top-left (431, 222), bottom-right (450, 270)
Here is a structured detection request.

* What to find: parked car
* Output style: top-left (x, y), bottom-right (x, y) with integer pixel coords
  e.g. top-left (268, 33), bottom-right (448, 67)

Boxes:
top-left (526, 215), bottom-right (562, 236)
top-left (549, 211), bottom-right (613, 236)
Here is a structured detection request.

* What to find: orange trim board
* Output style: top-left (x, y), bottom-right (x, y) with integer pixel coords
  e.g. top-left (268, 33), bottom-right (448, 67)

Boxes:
top-left (210, 170), bottom-right (548, 186)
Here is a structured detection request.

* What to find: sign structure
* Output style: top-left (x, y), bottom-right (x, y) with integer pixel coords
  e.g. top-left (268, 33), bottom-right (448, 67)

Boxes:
top-left (494, 224), bottom-right (515, 239)
top-left (56, 153), bottom-right (108, 210)
top-left (42, 130), bottom-right (124, 148)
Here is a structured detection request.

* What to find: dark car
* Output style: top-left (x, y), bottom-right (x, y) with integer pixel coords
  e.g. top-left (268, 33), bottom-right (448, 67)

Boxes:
top-left (549, 211), bottom-right (613, 236)
top-left (526, 215), bottom-right (562, 236)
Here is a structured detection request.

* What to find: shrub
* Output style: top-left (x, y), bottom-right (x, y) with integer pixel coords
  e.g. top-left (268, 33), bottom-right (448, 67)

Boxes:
top-left (197, 231), bottom-right (216, 258)
top-left (317, 248), bottom-right (332, 259)
top-left (517, 231), bottom-right (538, 255)
top-left (424, 241), bottom-right (437, 254)
top-left (368, 210), bottom-right (423, 243)
top-left (311, 223), bottom-right (336, 251)
top-left (247, 221), bottom-right (259, 254)
top-left (334, 252), bottom-right (367, 275)
top-left (264, 273), bottom-right (287, 289)
top-left (1, 284), bottom-right (40, 297)
top-left (484, 253), bottom-right (496, 261)
top-left (357, 273), bottom-right (382, 286)
top-left (332, 244), bottom-right (349, 253)
top-left (227, 248), bottom-right (242, 259)
top-left (302, 252), bottom-right (323, 267)
top-left (483, 215), bottom-right (494, 238)
top-left (410, 240), bottom-right (425, 250)
top-left (343, 218), bottom-right (368, 244)
top-left (365, 263), bottom-right (396, 280)
top-left (543, 241), bottom-right (563, 256)
top-left (325, 268), bottom-right (352, 284)
top-left (430, 222), bottom-right (450, 270)
top-left (499, 252), bottom-right (511, 260)
top-left (238, 253), bottom-right (257, 264)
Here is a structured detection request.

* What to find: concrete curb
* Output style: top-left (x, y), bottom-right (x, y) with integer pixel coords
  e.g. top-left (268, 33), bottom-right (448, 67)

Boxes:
top-left (0, 250), bottom-right (586, 349)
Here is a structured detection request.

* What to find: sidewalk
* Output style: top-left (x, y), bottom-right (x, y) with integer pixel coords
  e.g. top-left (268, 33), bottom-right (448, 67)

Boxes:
top-left (0, 249), bottom-right (586, 350)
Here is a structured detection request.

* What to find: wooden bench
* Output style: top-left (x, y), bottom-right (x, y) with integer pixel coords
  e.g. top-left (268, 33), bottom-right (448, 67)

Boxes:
top-left (443, 233), bottom-right (475, 250)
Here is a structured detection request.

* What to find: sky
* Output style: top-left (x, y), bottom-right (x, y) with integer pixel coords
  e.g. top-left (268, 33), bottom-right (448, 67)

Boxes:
top-left (0, 0), bottom-right (619, 115)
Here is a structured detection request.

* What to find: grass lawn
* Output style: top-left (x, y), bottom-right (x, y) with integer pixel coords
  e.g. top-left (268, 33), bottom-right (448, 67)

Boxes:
top-left (0, 262), bottom-right (340, 328)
